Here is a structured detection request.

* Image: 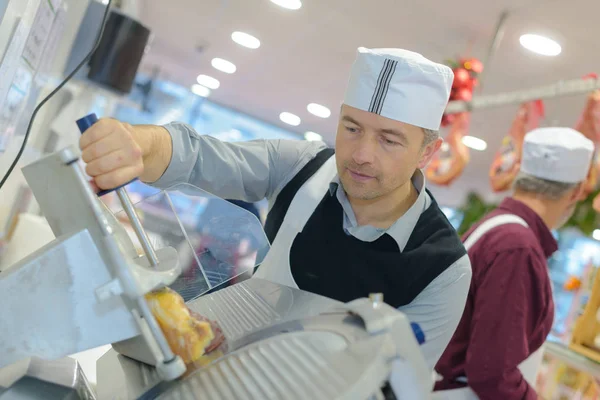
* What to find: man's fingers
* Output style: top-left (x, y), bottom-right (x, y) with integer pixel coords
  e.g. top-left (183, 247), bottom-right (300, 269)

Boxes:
top-left (81, 133), bottom-right (129, 163)
top-left (79, 118), bottom-right (117, 149)
top-left (85, 149), bottom-right (130, 176)
top-left (94, 164), bottom-right (144, 190)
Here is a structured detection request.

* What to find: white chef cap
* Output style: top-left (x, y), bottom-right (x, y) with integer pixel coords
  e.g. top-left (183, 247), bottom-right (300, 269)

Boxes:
top-left (343, 47), bottom-right (454, 131)
top-left (521, 127), bottom-right (595, 184)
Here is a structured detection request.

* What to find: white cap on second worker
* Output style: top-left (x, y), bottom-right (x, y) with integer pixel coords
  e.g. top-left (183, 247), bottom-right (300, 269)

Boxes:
top-left (521, 127), bottom-right (595, 183)
top-left (343, 47), bottom-right (454, 131)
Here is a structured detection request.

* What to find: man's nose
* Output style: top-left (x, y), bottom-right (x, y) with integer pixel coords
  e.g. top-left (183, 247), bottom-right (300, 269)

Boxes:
top-left (352, 135), bottom-right (377, 165)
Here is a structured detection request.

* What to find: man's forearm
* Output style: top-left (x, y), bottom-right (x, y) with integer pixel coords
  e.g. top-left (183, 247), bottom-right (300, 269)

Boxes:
top-left (130, 124), bottom-right (173, 183)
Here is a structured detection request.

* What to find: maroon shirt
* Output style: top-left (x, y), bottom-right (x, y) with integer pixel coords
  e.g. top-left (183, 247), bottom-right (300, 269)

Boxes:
top-left (434, 198), bottom-right (557, 399)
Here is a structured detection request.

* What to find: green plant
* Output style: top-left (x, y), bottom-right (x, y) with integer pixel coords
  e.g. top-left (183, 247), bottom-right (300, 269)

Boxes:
top-left (563, 188), bottom-right (600, 236)
top-left (456, 192), bottom-right (497, 236)
top-left (455, 188), bottom-right (600, 237)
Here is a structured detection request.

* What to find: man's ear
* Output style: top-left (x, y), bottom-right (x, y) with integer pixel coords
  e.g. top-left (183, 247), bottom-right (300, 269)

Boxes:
top-left (417, 138), bottom-right (442, 169)
top-left (573, 182), bottom-right (587, 202)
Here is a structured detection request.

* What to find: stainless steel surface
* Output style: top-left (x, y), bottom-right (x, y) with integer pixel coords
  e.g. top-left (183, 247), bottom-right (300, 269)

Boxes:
top-left (369, 293), bottom-right (383, 307)
top-left (157, 331), bottom-right (353, 400)
top-left (97, 278), bottom-right (343, 400)
top-left (117, 188), bottom-right (160, 267)
top-left (96, 279), bottom-right (429, 400)
top-left (187, 278), bottom-right (341, 342)
top-left (0, 357), bottom-right (96, 399)
top-left (0, 229), bottom-right (139, 368)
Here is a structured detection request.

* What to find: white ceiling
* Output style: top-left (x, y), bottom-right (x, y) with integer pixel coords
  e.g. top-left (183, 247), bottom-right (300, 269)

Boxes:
top-left (134, 0), bottom-right (600, 206)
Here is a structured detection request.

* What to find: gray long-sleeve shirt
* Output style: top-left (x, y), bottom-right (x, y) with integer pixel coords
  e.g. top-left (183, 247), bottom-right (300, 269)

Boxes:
top-left (152, 122), bottom-right (472, 370)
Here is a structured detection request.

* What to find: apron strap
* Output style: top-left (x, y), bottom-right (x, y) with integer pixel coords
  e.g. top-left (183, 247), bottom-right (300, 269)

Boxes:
top-left (463, 214), bottom-right (528, 251)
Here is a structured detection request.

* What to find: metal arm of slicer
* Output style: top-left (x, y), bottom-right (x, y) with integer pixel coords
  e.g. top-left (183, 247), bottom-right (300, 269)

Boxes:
top-left (0, 123), bottom-right (185, 379)
top-left (76, 113), bottom-right (160, 268)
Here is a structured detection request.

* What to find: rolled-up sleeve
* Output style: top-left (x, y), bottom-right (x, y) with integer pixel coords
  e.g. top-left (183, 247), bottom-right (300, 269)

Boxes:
top-left (399, 254), bottom-right (472, 370)
top-left (151, 122), bottom-right (326, 202)
top-left (465, 249), bottom-right (543, 400)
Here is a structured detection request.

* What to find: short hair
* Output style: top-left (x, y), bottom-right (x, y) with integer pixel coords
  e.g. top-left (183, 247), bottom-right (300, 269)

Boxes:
top-left (513, 172), bottom-right (579, 200)
top-left (422, 128), bottom-right (440, 146)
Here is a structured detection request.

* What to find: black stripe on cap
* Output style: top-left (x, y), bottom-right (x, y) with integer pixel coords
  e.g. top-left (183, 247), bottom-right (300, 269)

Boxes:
top-left (368, 59), bottom-right (398, 114)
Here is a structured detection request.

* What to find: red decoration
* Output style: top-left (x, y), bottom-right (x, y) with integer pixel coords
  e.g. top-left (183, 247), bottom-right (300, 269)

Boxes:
top-left (452, 68), bottom-right (471, 89)
top-left (455, 88), bottom-right (473, 102)
top-left (441, 56), bottom-right (484, 127)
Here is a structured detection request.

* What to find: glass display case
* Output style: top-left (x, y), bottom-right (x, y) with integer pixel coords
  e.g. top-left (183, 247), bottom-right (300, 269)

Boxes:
top-left (547, 228), bottom-right (600, 344)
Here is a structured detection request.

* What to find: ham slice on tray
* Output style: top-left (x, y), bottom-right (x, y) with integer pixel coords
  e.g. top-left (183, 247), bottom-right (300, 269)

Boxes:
top-left (488, 100), bottom-right (545, 193)
top-left (575, 89), bottom-right (600, 198)
top-left (425, 112), bottom-right (470, 186)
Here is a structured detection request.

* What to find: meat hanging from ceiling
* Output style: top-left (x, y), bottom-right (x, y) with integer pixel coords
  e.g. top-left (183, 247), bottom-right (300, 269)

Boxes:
top-left (574, 84), bottom-right (600, 199)
top-left (488, 100), bottom-right (545, 193)
top-left (425, 112), bottom-right (471, 186)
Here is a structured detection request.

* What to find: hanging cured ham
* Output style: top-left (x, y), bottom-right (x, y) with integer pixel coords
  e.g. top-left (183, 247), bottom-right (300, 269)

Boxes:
top-left (575, 89), bottom-right (600, 198)
top-left (425, 112), bottom-right (470, 186)
top-left (488, 100), bottom-right (545, 192)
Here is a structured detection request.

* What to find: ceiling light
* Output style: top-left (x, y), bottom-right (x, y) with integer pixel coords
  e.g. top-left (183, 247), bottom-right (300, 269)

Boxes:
top-left (211, 58), bottom-right (236, 74)
top-left (461, 135), bottom-right (487, 151)
top-left (191, 84), bottom-right (210, 97)
top-left (304, 131), bottom-right (323, 141)
top-left (196, 74), bottom-right (220, 89)
top-left (280, 112), bottom-right (301, 126)
top-left (440, 142), bottom-right (450, 152)
top-left (231, 31), bottom-right (260, 49)
top-left (270, 0), bottom-right (302, 10)
top-left (307, 103), bottom-right (331, 118)
top-left (519, 34), bottom-right (561, 56)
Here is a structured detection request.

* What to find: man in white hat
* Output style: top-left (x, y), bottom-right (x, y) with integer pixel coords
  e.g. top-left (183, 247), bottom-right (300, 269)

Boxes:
top-left (80, 47), bottom-right (471, 373)
top-left (435, 127), bottom-right (594, 399)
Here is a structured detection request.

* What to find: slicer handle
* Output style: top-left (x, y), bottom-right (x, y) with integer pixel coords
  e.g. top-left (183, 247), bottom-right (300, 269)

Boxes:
top-left (76, 113), bottom-right (137, 196)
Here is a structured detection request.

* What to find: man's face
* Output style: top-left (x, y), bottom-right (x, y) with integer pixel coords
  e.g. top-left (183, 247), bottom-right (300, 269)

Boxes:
top-left (334, 105), bottom-right (441, 202)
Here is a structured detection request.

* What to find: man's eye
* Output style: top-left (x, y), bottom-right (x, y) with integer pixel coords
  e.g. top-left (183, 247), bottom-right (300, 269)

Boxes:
top-left (345, 126), bottom-right (358, 133)
top-left (383, 138), bottom-right (399, 146)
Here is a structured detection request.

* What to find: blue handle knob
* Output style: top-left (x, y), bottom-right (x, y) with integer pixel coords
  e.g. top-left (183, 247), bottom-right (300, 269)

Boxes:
top-left (77, 113), bottom-right (137, 196)
top-left (411, 322), bottom-right (426, 345)
top-left (76, 113), bottom-right (99, 133)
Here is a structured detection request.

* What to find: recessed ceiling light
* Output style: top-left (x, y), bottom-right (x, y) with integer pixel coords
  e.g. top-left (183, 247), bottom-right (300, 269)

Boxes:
top-left (304, 131), bottom-right (323, 141)
top-left (196, 74), bottom-right (220, 89)
top-left (280, 112), bottom-right (301, 126)
top-left (191, 84), bottom-right (210, 97)
top-left (461, 135), bottom-right (487, 151)
top-left (270, 0), bottom-right (302, 10)
top-left (519, 34), bottom-right (561, 56)
top-left (211, 58), bottom-right (236, 74)
top-left (231, 31), bottom-right (261, 49)
top-left (307, 103), bottom-right (331, 118)
top-left (594, 229), bottom-right (600, 241)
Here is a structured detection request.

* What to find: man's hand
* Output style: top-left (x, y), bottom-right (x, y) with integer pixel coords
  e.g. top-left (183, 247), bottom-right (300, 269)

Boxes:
top-left (79, 118), bottom-right (172, 190)
top-left (79, 118), bottom-right (143, 190)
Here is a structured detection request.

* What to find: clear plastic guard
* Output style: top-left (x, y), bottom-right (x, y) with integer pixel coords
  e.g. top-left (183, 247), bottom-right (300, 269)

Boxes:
top-left (106, 182), bottom-right (270, 302)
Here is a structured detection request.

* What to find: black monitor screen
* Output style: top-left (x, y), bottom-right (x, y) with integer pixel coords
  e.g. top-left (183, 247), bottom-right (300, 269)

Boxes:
top-left (87, 11), bottom-right (151, 94)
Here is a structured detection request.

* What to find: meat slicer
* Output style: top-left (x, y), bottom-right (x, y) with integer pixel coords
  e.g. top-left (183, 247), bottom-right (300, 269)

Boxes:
top-left (0, 141), bottom-right (433, 399)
